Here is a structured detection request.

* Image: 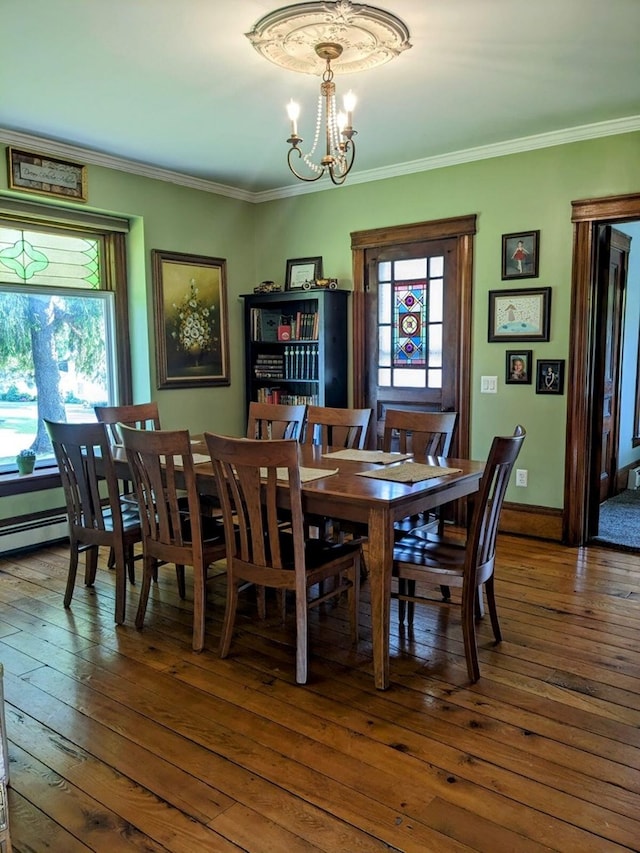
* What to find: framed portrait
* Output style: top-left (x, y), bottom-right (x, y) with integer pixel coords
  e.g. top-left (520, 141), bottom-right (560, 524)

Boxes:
top-left (152, 249), bottom-right (230, 389)
top-left (501, 230), bottom-right (540, 280)
top-left (285, 256), bottom-right (323, 291)
top-left (536, 359), bottom-right (565, 395)
top-left (505, 350), bottom-right (533, 385)
top-left (7, 146), bottom-right (87, 202)
top-left (488, 286), bottom-right (551, 342)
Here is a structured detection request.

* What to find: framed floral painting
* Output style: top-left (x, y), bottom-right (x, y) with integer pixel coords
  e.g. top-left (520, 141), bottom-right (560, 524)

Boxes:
top-left (152, 249), bottom-right (230, 388)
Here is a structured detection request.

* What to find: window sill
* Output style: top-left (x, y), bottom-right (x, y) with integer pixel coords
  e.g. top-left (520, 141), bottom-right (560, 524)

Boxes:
top-left (0, 467), bottom-right (62, 497)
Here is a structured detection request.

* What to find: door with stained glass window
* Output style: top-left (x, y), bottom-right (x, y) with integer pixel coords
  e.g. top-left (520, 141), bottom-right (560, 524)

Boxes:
top-left (364, 237), bottom-right (460, 448)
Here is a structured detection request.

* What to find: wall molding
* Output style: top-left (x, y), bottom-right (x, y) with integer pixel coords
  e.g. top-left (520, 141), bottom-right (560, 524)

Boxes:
top-left (3, 115), bottom-right (640, 205)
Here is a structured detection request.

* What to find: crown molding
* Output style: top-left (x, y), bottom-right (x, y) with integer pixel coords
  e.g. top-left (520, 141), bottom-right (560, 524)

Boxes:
top-left (3, 115), bottom-right (639, 206)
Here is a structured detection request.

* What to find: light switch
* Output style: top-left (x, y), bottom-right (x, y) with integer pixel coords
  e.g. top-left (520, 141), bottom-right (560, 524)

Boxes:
top-left (480, 376), bottom-right (498, 394)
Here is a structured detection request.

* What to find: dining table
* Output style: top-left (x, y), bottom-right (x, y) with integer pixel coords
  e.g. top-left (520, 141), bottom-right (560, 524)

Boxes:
top-left (112, 438), bottom-right (484, 690)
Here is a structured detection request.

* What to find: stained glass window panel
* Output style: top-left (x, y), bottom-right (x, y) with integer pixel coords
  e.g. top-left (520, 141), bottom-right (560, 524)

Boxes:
top-left (428, 369), bottom-right (442, 388)
top-left (393, 368), bottom-right (426, 388)
top-left (0, 227), bottom-right (100, 289)
top-left (393, 280), bottom-right (426, 367)
top-left (379, 326), bottom-right (391, 366)
top-left (395, 258), bottom-right (427, 280)
top-left (378, 368), bottom-right (391, 386)
top-left (378, 281), bottom-right (391, 324)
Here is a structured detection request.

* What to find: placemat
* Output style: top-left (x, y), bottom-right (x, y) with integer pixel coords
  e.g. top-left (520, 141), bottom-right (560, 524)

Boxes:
top-left (356, 462), bottom-right (462, 484)
top-left (322, 449), bottom-right (413, 464)
top-left (192, 453), bottom-right (212, 464)
top-left (259, 466), bottom-right (339, 483)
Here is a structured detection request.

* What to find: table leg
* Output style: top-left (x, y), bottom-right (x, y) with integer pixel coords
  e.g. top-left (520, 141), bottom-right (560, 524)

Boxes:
top-left (367, 507), bottom-right (393, 690)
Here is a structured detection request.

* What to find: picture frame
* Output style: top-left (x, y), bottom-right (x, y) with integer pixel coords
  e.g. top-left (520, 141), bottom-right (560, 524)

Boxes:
top-left (505, 349), bottom-right (533, 385)
top-left (285, 256), bottom-right (323, 290)
top-left (501, 230), bottom-right (540, 280)
top-left (7, 146), bottom-right (87, 202)
top-left (488, 286), bottom-right (551, 342)
top-left (536, 359), bottom-right (565, 395)
top-left (152, 249), bottom-right (230, 389)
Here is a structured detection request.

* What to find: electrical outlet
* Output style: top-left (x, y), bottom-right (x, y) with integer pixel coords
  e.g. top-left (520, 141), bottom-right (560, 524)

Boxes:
top-left (515, 468), bottom-right (528, 487)
top-left (480, 376), bottom-right (498, 394)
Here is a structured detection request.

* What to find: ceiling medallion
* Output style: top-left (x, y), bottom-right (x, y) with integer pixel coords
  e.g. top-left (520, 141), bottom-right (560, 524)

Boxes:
top-left (247, 2), bottom-right (411, 185)
top-left (246, 1), bottom-right (412, 75)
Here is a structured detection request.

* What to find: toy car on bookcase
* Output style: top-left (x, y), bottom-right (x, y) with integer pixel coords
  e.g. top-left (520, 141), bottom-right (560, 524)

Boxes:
top-left (302, 278), bottom-right (338, 290)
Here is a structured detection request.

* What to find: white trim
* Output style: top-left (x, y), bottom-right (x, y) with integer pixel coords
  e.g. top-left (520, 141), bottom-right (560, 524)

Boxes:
top-left (3, 115), bottom-right (640, 205)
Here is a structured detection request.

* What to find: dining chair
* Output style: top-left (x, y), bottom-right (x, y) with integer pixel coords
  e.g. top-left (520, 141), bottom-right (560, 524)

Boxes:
top-left (95, 401), bottom-right (161, 443)
top-left (204, 431), bottom-right (362, 684)
top-left (44, 419), bottom-right (142, 625)
top-left (391, 424), bottom-right (526, 683)
top-left (302, 405), bottom-right (373, 543)
top-left (120, 424), bottom-right (227, 651)
top-left (382, 409), bottom-right (458, 537)
top-left (246, 401), bottom-right (307, 440)
top-left (302, 405), bottom-right (372, 450)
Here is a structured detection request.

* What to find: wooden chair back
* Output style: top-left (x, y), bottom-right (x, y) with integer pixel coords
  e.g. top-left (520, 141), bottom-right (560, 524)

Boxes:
top-left (44, 418), bottom-right (141, 623)
top-left (246, 401), bottom-right (306, 440)
top-left (382, 409), bottom-right (457, 459)
top-left (303, 405), bottom-right (372, 449)
top-left (120, 424), bottom-right (225, 651)
top-left (95, 402), bottom-right (160, 445)
top-left (205, 431), bottom-right (361, 683)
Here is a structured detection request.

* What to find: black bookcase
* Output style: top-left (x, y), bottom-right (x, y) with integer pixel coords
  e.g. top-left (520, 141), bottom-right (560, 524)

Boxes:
top-left (242, 289), bottom-right (349, 418)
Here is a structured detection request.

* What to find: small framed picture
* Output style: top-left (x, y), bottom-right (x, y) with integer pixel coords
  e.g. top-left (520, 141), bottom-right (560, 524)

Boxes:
top-left (501, 230), bottom-right (540, 280)
top-left (536, 359), bottom-right (565, 395)
top-left (505, 350), bottom-right (532, 385)
top-left (285, 256), bottom-right (323, 290)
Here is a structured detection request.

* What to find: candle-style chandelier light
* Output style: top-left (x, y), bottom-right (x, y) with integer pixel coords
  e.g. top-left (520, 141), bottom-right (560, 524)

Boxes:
top-left (246, 1), bottom-right (411, 186)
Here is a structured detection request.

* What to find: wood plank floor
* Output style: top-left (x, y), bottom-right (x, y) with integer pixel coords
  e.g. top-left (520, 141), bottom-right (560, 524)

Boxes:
top-left (1, 534), bottom-right (639, 852)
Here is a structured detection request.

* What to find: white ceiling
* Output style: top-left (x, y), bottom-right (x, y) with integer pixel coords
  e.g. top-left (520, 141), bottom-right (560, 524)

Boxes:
top-left (2, 0), bottom-right (640, 199)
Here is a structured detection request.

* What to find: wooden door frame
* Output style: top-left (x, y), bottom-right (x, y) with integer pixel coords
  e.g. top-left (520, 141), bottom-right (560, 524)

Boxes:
top-left (350, 214), bottom-right (477, 460)
top-left (565, 192), bottom-right (640, 545)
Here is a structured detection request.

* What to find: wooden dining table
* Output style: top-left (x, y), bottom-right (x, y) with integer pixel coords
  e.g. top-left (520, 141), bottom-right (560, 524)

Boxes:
top-left (112, 438), bottom-right (483, 689)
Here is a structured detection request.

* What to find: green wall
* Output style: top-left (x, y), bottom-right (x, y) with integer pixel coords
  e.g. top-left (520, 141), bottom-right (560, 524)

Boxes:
top-left (2, 131), bottom-right (640, 528)
top-left (254, 132), bottom-right (640, 508)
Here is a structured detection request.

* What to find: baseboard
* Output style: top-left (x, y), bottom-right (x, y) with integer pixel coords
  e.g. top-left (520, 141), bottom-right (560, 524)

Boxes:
top-left (0, 512), bottom-right (67, 555)
top-left (499, 501), bottom-right (563, 541)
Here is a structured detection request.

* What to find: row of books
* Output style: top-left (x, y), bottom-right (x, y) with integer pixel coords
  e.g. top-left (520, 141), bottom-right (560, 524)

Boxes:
top-left (250, 307), bottom-right (318, 341)
top-left (254, 352), bottom-right (284, 379)
top-left (255, 388), bottom-right (319, 405)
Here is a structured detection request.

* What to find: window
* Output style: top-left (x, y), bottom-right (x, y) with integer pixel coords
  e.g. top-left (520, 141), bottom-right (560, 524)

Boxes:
top-left (377, 256), bottom-right (444, 389)
top-left (0, 214), bottom-right (130, 474)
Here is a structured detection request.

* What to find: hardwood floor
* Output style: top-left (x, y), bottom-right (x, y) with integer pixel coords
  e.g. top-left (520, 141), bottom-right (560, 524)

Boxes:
top-left (1, 534), bottom-right (639, 852)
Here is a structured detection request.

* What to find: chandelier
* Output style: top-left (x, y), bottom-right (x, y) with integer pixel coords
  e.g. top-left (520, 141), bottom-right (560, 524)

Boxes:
top-left (286, 42), bottom-right (356, 184)
top-left (246, 1), bottom-right (411, 186)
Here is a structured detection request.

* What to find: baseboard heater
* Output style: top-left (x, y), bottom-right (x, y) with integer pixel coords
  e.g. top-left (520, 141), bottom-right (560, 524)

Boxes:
top-left (627, 466), bottom-right (640, 490)
top-left (0, 513), bottom-right (68, 555)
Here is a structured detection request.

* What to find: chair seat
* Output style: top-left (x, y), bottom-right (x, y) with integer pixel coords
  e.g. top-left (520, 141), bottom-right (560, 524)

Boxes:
top-left (278, 532), bottom-right (362, 570)
top-left (393, 532), bottom-right (465, 574)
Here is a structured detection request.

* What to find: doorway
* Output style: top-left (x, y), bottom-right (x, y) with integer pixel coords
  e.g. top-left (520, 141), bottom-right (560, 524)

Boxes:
top-left (350, 214), bottom-right (476, 457)
top-left (565, 192), bottom-right (640, 546)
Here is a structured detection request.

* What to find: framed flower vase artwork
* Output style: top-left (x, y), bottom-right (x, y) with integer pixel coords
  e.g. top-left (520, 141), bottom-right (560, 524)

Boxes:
top-left (505, 350), bottom-right (532, 385)
top-left (488, 286), bottom-right (551, 342)
top-left (285, 256), bottom-right (323, 290)
top-left (152, 249), bottom-right (230, 388)
top-left (536, 359), bottom-right (565, 395)
top-left (501, 230), bottom-right (540, 280)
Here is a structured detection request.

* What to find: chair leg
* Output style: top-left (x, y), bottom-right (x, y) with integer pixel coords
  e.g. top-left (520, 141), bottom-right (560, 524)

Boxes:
top-left (461, 583), bottom-right (480, 683)
top-left (440, 584), bottom-right (451, 601)
top-left (126, 545), bottom-right (136, 584)
top-left (348, 555), bottom-right (361, 644)
top-left (64, 546), bottom-right (80, 608)
top-left (257, 585), bottom-right (266, 620)
top-left (407, 580), bottom-right (416, 626)
top-left (484, 577), bottom-right (502, 643)
top-left (135, 555), bottom-right (155, 629)
top-left (219, 578), bottom-right (239, 659)
top-left (192, 562), bottom-right (206, 652)
top-left (295, 590), bottom-right (309, 685)
top-left (398, 579), bottom-right (407, 624)
top-left (84, 546), bottom-right (98, 586)
top-left (176, 564), bottom-right (186, 599)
